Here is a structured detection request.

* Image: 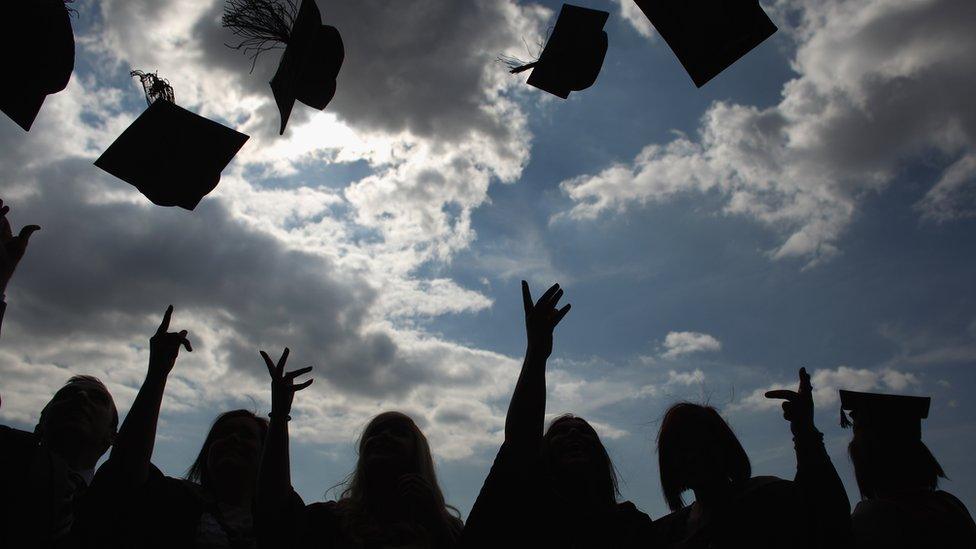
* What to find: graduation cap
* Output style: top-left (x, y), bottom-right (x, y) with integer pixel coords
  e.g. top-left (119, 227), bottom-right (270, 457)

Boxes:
top-left (94, 71), bottom-right (250, 211)
top-left (840, 390), bottom-right (931, 441)
top-left (509, 4), bottom-right (609, 99)
top-left (223, 0), bottom-right (344, 134)
top-left (633, 0), bottom-right (777, 87)
top-left (0, 0), bottom-right (75, 131)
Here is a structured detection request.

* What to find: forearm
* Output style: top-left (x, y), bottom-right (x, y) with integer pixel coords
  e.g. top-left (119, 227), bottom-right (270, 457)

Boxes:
top-left (793, 427), bottom-right (853, 548)
top-left (503, 349), bottom-right (547, 452)
top-left (257, 415), bottom-right (293, 517)
top-left (109, 369), bottom-right (168, 486)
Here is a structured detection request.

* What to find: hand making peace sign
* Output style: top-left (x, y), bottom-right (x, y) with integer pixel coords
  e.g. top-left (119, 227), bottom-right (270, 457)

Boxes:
top-left (261, 347), bottom-right (313, 419)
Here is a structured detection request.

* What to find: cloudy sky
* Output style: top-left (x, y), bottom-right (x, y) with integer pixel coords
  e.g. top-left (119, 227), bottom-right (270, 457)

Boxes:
top-left (2, 0), bottom-right (975, 519)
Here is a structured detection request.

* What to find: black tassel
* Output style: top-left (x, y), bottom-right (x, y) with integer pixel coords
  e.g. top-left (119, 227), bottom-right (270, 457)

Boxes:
top-left (840, 408), bottom-right (852, 428)
top-left (131, 70), bottom-right (175, 107)
top-left (222, 0), bottom-right (297, 71)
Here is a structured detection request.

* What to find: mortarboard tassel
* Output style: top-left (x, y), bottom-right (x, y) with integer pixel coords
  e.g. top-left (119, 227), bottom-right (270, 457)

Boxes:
top-left (222, 0), bottom-right (297, 71)
top-left (130, 70), bottom-right (175, 106)
top-left (840, 407), bottom-right (852, 428)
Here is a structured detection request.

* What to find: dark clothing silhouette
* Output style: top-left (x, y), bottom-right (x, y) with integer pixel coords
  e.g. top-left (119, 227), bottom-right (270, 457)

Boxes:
top-left (0, 425), bottom-right (92, 548)
top-left (654, 476), bottom-right (801, 549)
top-left (82, 459), bottom-right (256, 549)
top-left (462, 441), bottom-right (652, 548)
top-left (654, 429), bottom-right (851, 549)
top-left (851, 490), bottom-right (976, 549)
top-left (258, 489), bottom-right (462, 549)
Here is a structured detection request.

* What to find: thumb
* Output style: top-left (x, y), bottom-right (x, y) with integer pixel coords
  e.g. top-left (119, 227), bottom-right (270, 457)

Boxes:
top-left (11, 225), bottom-right (40, 260)
top-left (18, 225), bottom-right (40, 241)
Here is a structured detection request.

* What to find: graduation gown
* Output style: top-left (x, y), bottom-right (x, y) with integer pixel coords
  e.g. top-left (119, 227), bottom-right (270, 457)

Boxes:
top-left (461, 441), bottom-right (653, 549)
top-left (0, 425), bottom-right (90, 549)
top-left (852, 489), bottom-right (976, 549)
top-left (80, 459), bottom-right (255, 549)
top-left (257, 490), bottom-right (462, 549)
top-left (654, 429), bottom-right (852, 549)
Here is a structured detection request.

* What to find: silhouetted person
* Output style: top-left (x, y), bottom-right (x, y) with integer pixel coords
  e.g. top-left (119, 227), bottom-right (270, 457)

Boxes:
top-left (0, 198), bottom-right (40, 338)
top-left (840, 390), bottom-right (976, 548)
top-left (87, 305), bottom-right (269, 548)
top-left (255, 348), bottom-right (462, 548)
top-left (462, 282), bottom-right (652, 548)
top-left (0, 375), bottom-right (117, 548)
top-left (654, 368), bottom-right (850, 549)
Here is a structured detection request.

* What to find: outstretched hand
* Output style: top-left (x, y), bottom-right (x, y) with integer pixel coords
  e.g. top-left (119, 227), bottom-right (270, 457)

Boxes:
top-left (0, 199), bottom-right (40, 294)
top-left (261, 347), bottom-right (312, 418)
top-left (148, 305), bottom-right (192, 377)
top-left (522, 281), bottom-right (571, 360)
top-left (765, 367), bottom-right (816, 434)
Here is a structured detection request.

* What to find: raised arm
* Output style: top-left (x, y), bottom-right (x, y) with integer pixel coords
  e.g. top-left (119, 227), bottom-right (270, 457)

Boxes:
top-left (256, 348), bottom-right (312, 526)
top-left (109, 306), bottom-right (192, 486)
top-left (0, 199), bottom-right (40, 338)
top-left (504, 281), bottom-right (571, 453)
top-left (766, 368), bottom-right (853, 549)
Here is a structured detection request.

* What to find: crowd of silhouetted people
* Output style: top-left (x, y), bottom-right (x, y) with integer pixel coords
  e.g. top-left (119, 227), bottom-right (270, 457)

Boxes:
top-left (1, 197), bottom-right (975, 549)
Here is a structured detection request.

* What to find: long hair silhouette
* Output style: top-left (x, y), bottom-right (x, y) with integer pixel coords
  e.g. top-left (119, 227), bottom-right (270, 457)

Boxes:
top-left (185, 409), bottom-right (269, 489)
top-left (336, 411), bottom-right (460, 522)
top-left (541, 414), bottom-right (621, 507)
top-left (849, 433), bottom-right (946, 499)
top-left (657, 402), bottom-right (751, 511)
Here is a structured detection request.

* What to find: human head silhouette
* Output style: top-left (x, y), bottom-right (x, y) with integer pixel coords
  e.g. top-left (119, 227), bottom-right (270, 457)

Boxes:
top-left (657, 402), bottom-right (751, 511)
top-left (35, 375), bottom-right (118, 469)
top-left (541, 414), bottom-right (620, 506)
top-left (339, 411), bottom-right (455, 516)
top-left (186, 409), bottom-right (269, 490)
top-left (848, 429), bottom-right (946, 499)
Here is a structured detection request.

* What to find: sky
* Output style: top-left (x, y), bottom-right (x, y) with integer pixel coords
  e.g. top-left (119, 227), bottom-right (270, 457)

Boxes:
top-left (1, 0), bottom-right (975, 521)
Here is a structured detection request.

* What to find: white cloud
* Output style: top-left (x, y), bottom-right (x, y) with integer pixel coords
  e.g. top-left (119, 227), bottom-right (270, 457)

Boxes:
top-left (0, 0), bottom-right (560, 463)
top-left (660, 331), bottom-right (722, 359)
top-left (559, 0), bottom-right (976, 266)
top-left (616, 0), bottom-right (655, 39)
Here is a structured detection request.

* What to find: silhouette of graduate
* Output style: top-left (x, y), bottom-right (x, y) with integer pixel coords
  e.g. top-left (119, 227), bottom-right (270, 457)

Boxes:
top-left (255, 348), bottom-right (463, 549)
top-left (0, 375), bottom-right (118, 549)
top-left (840, 390), bottom-right (976, 549)
top-left (85, 306), bottom-right (276, 549)
top-left (651, 368), bottom-right (852, 549)
top-left (462, 282), bottom-right (653, 548)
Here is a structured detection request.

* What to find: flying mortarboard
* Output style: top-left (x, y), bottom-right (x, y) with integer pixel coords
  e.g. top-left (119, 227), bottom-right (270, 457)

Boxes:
top-left (839, 390), bottom-right (931, 441)
top-left (94, 71), bottom-right (250, 211)
top-left (223, 0), bottom-right (344, 135)
top-left (509, 4), bottom-right (609, 99)
top-left (0, 0), bottom-right (75, 131)
top-left (633, 0), bottom-right (777, 87)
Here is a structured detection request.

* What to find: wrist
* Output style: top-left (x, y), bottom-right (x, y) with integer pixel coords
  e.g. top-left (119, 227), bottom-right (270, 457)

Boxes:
top-left (144, 366), bottom-right (170, 384)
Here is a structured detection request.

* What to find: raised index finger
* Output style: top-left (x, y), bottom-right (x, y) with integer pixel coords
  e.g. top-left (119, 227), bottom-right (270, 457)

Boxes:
top-left (156, 305), bottom-right (174, 335)
top-left (799, 367), bottom-right (812, 396)
top-left (521, 280), bottom-right (533, 315)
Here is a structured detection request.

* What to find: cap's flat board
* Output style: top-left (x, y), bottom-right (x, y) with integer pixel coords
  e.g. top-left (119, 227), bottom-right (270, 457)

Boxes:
top-left (95, 100), bottom-right (249, 210)
top-left (634, 0), bottom-right (776, 87)
top-left (527, 4), bottom-right (609, 99)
